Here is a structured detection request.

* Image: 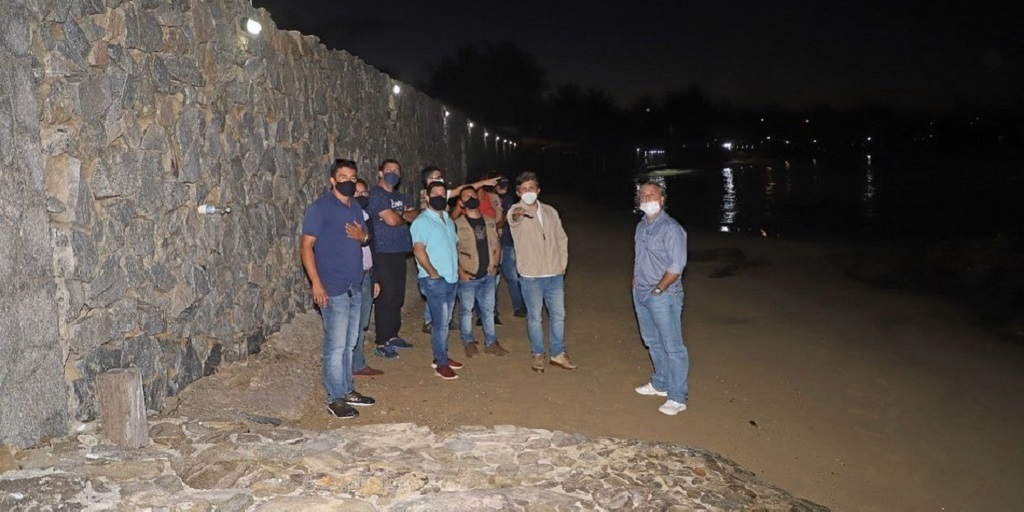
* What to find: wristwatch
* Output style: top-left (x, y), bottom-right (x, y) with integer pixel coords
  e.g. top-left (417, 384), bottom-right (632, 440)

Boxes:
top-left (653, 287), bottom-right (663, 295)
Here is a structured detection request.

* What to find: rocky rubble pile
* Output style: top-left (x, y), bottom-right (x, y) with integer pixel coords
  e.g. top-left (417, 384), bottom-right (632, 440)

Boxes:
top-left (1, 419), bottom-right (826, 511)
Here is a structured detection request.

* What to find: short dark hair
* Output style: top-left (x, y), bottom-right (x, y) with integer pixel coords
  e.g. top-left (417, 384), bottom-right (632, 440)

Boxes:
top-left (355, 178), bottom-right (368, 188)
top-left (420, 166), bottom-right (442, 184)
top-left (516, 171), bottom-right (539, 187)
top-left (378, 158), bottom-right (400, 171)
top-left (425, 181), bottom-right (447, 196)
top-left (331, 159), bottom-right (357, 178)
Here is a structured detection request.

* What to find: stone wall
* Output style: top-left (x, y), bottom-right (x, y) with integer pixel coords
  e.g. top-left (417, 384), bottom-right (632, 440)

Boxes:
top-left (0, 0), bottom-right (68, 448)
top-left (2, 0), bottom-right (505, 447)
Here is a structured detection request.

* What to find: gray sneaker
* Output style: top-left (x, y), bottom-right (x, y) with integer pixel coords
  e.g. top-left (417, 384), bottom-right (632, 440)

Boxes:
top-left (634, 383), bottom-right (667, 397)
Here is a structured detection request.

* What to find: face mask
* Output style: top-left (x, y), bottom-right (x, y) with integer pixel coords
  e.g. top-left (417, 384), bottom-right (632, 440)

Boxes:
top-left (356, 196), bottom-right (369, 209)
top-left (639, 201), bottom-right (662, 216)
top-left (383, 172), bottom-right (401, 186)
top-left (463, 197), bottom-right (480, 210)
top-left (428, 196), bottom-right (448, 211)
top-left (428, 177), bottom-right (444, 185)
top-left (520, 192), bottom-right (538, 205)
top-left (335, 180), bottom-right (356, 197)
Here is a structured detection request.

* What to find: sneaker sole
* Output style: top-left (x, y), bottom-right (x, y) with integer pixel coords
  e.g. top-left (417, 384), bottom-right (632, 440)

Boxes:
top-left (327, 407), bottom-right (359, 419)
top-left (347, 402), bottom-right (375, 407)
top-left (430, 363), bottom-right (464, 370)
top-left (434, 371), bottom-right (459, 380)
top-left (636, 388), bottom-right (668, 397)
top-left (549, 361), bottom-right (577, 370)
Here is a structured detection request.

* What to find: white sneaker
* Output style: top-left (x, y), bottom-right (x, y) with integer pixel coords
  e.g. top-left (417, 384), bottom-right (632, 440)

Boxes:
top-left (634, 383), bottom-right (668, 397)
top-left (658, 400), bottom-right (687, 416)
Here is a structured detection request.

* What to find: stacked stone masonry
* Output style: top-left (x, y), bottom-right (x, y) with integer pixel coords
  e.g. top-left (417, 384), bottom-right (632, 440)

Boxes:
top-left (2, 0), bottom-right (499, 446)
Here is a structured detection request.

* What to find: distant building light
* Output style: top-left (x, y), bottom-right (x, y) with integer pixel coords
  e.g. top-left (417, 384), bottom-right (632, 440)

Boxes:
top-left (468, 121), bottom-right (474, 129)
top-left (804, 119), bottom-right (810, 123)
top-left (484, 131), bottom-right (489, 138)
top-left (866, 136), bottom-right (872, 142)
top-left (760, 118), bottom-right (765, 122)
top-left (243, 18), bottom-right (262, 35)
top-left (722, 142), bottom-right (733, 151)
top-left (392, 84), bottom-right (401, 95)
top-left (444, 108), bottom-right (450, 117)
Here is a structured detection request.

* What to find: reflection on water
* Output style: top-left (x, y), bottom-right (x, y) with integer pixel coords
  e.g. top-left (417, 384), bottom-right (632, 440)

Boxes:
top-left (663, 157), bottom-right (1024, 241)
top-left (863, 155), bottom-right (876, 218)
top-left (720, 167), bottom-right (736, 231)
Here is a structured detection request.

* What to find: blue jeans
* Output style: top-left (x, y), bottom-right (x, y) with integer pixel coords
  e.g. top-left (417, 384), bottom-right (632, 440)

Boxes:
top-left (499, 245), bottom-right (525, 312)
top-left (321, 289), bottom-right (361, 402)
top-left (458, 274), bottom-right (497, 345)
top-left (633, 288), bottom-right (689, 404)
top-left (353, 269), bottom-right (373, 371)
top-left (519, 275), bottom-right (566, 356)
top-left (419, 277), bottom-right (458, 366)
top-left (422, 283), bottom-right (432, 325)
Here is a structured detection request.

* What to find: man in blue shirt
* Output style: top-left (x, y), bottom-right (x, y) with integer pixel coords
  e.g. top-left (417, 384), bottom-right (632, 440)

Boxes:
top-left (301, 159), bottom-right (377, 419)
top-left (366, 159), bottom-right (419, 359)
top-left (632, 180), bottom-right (690, 416)
top-left (411, 181), bottom-right (463, 380)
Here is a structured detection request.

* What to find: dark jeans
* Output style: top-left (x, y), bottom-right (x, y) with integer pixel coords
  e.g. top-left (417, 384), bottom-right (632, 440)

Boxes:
top-left (373, 252), bottom-right (407, 345)
top-left (499, 245), bottom-right (525, 312)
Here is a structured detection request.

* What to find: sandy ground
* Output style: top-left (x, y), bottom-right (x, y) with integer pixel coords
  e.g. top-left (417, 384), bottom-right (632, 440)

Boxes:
top-left (192, 195), bottom-right (1024, 511)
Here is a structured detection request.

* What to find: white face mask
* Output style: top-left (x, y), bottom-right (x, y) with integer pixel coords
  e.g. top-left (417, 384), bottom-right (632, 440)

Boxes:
top-left (520, 192), bottom-right (538, 205)
top-left (639, 201), bottom-right (661, 217)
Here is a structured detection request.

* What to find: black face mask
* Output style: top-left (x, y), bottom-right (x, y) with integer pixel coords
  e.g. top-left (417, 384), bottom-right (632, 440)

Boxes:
top-left (463, 197), bottom-right (480, 210)
top-left (355, 195), bottom-right (369, 208)
top-left (428, 196), bottom-right (448, 211)
top-left (335, 181), bottom-right (356, 197)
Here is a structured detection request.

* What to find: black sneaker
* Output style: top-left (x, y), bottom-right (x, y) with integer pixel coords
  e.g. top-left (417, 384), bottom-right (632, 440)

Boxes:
top-left (328, 399), bottom-right (359, 419)
top-left (374, 345), bottom-right (399, 359)
top-left (344, 391), bottom-right (376, 407)
top-left (494, 315), bottom-right (503, 326)
top-left (389, 337), bottom-right (414, 350)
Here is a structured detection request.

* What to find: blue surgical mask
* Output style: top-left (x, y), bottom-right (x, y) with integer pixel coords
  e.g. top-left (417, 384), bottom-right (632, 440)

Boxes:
top-left (383, 173), bottom-right (401, 187)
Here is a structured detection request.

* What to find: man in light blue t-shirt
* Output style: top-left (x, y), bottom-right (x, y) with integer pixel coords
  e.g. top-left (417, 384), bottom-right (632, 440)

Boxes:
top-left (411, 181), bottom-right (462, 380)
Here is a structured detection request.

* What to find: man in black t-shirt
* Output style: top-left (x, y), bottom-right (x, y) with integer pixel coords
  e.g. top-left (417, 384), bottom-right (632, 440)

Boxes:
top-left (453, 187), bottom-right (507, 357)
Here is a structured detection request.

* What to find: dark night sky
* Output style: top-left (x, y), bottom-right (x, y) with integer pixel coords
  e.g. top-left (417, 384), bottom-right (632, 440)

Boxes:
top-left (253, 0), bottom-right (1022, 112)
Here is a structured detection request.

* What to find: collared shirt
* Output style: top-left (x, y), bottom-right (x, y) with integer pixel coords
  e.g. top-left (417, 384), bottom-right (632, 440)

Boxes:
top-left (410, 209), bottom-right (459, 283)
top-left (634, 211), bottom-right (687, 291)
top-left (367, 185), bottom-right (413, 254)
top-left (301, 191), bottom-right (365, 296)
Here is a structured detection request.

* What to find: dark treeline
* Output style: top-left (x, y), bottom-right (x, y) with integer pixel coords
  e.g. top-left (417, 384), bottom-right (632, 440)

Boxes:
top-left (421, 42), bottom-right (1024, 189)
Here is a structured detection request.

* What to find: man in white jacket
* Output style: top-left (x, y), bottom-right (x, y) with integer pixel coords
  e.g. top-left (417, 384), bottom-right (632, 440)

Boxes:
top-left (507, 172), bottom-right (575, 373)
